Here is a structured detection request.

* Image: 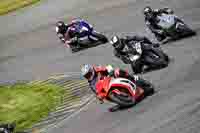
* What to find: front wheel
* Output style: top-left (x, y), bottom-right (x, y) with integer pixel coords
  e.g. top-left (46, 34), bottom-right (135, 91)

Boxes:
top-left (108, 90), bottom-right (135, 107)
top-left (176, 21), bottom-right (196, 36)
top-left (137, 79), bottom-right (154, 96)
top-left (92, 31), bottom-right (108, 43)
top-left (144, 49), bottom-right (169, 68)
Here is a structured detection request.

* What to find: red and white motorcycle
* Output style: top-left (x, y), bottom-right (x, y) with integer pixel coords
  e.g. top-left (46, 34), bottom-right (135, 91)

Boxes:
top-left (95, 75), bottom-right (154, 111)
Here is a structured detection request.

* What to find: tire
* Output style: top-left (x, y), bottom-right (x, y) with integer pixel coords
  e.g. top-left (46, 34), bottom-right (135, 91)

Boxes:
top-left (144, 49), bottom-right (168, 68)
top-left (143, 86), bottom-right (155, 96)
top-left (176, 22), bottom-right (196, 36)
top-left (108, 90), bottom-right (135, 107)
top-left (138, 79), bottom-right (154, 96)
top-left (92, 31), bottom-right (108, 43)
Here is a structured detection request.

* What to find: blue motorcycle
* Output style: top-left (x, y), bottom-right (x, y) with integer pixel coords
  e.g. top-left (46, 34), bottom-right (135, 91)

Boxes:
top-left (66, 20), bottom-right (108, 52)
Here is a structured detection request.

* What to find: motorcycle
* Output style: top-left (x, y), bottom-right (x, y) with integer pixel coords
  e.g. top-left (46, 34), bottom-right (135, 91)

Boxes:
top-left (65, 22), bottom-right (108, 52)
top-left (155, 13), bottom-right (195, 42)
top-left (95, 76), bottom-right (154, 112)
top-left (127, 41), bottom-right (169, 74)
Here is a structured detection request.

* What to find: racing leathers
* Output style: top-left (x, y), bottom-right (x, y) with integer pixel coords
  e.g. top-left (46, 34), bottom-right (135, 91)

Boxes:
top-left (144, 8), bottom-right (174, 41)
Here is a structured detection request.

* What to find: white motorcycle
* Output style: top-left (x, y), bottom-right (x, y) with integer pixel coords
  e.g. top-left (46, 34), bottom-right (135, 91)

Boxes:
top-left (156, 13), bottom-right (195, 42)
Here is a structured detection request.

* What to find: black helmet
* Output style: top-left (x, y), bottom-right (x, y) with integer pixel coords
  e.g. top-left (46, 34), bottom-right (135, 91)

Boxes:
top-left (110, 36), bottom-right (125, 51)
top-left (143, 6), bottom-right (152, 15)
top-left (143, 6), bottom-right (153, 19)
top-left (56, 21), bottom-right (66, 34)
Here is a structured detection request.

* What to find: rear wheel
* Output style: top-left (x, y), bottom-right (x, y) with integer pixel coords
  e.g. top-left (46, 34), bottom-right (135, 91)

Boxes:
top-left (176, 21), bottom-right (196, 36)
top-left (145, 49), bottom-right (168, 68)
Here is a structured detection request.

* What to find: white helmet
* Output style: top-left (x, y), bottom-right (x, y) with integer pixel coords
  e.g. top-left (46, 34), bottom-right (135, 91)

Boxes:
top-left (81, 64), bottom-right (95, 81)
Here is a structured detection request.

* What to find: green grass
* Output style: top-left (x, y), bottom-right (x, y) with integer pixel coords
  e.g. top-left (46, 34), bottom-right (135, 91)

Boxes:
top-left (0, 82), bottom-right (64, 131)
top-left (0, 0), bottom-right (41, 15)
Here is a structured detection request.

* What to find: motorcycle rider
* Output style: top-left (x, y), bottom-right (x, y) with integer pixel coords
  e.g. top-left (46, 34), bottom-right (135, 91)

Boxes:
top-left (56, 18), bottom-right (101, 49)
top-left (56, 20), bottom-right (77, 44)
top-left (143, 6), bottom-right (174, 42)
top-left (81, 64), bottom-right (153, 111)
top-left (56, 18), bottom-right (89, 45)
top-left (110, 35), bottom-right (158, 74)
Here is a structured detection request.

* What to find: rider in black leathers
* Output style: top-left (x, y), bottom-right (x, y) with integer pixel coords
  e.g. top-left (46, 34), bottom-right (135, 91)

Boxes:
top-left (143, 6), bottom-right (174, 42)
top-left (110, 35), bottom-right (158, 74)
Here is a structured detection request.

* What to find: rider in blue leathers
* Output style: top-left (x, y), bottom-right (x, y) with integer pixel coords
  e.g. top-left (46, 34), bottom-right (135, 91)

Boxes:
top-left (56, 18), bottom-right (100, 48)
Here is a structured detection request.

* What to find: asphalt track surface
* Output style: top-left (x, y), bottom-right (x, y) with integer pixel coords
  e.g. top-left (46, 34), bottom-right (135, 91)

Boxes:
top-left (1, 0), bottom-right (200, 133)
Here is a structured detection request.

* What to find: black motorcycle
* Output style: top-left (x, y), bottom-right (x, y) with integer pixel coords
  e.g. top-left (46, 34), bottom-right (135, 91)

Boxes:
top-left (121, 41), bottom-right (169, 74)
top-left (153, 13), bottom-right (196, 43)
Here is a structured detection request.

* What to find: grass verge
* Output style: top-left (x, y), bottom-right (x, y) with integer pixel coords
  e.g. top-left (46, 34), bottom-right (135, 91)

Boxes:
top-left (0, 82), bottom-right (65, 132)
top-left (0, 0), bottom-right (41, 15)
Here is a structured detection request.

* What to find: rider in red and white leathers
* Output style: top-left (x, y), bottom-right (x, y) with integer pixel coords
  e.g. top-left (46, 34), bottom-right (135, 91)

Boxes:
top-left (81, 64), bottom-right (151, 97)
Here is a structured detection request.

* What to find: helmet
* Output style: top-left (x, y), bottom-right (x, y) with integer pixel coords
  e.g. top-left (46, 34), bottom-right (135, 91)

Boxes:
top-left (81, 64), bottom-right (95, 81)
top-left (110, 36), bottom-right (125, 51)
top-left (56, 21), bottom-right (66, 34)
top-left (143, 6), bottom-right (153, 19)
top-left (143, 6), bottom-right (152, 15)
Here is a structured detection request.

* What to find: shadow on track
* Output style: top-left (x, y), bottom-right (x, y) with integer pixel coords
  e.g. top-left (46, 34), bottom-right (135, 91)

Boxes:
top-left (70, 41), bottom-right (108, 53)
